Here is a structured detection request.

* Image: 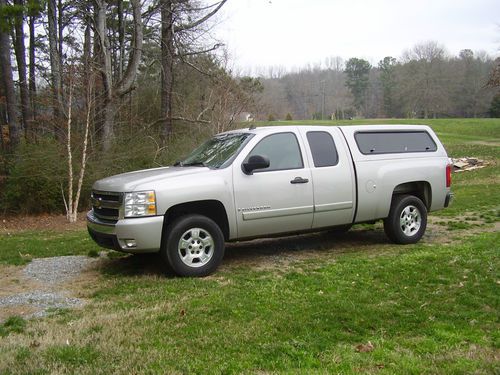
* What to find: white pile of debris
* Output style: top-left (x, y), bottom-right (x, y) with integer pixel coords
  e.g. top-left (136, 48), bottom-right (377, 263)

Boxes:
top-left (451, 157), bottom-right (489, 172)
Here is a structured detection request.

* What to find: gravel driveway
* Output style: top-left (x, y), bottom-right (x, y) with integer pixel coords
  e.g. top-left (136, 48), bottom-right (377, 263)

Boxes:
top-left (0, 255), bottom-right (100, 321)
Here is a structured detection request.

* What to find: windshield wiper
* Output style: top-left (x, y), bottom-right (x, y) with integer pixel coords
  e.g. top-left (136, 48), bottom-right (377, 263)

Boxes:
top-left (178, 161), bottom-right (208, 168)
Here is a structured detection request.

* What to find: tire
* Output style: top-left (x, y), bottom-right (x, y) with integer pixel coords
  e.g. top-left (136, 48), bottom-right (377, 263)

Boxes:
top-left (384, 195), bottom-right (427, 244)
top-left (161, 214), bottom-right (225, 277)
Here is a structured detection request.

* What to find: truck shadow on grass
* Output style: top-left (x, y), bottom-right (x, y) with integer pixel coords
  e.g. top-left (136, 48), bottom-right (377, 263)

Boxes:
top-left (99, 228), bottom-right (389, 277)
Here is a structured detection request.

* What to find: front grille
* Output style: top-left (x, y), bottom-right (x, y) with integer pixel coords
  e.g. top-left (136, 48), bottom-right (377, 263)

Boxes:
top-left (91, 191), bottom-right (122, 221)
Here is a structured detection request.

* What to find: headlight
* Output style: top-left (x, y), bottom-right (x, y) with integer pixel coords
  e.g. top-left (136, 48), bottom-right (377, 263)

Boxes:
top-left (124, 191), bottom-right (156, 217)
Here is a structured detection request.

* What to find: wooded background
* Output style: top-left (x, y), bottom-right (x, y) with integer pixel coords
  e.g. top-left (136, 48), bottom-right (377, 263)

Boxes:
top-left (0, 0), bottom-right (499, 217)
top-left (257, 45), bottom-right (499, 121)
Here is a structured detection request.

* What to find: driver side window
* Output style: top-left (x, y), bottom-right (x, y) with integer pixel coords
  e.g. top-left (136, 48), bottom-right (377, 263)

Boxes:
top-left (246, 132), bottom-right (303, 172)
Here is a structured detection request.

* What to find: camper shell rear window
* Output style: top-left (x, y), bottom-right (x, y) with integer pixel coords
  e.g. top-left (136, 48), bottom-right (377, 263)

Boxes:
top-left (354, 131), bottom-right (437, 155)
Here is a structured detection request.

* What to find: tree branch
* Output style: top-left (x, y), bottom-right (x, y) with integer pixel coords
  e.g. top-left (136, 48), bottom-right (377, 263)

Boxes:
top-left (115, 0), bottom-right (143, 96)
top-left (174, 0), bottom-right (227, 33)
top-left (176, 43), bottom-right (223, 58)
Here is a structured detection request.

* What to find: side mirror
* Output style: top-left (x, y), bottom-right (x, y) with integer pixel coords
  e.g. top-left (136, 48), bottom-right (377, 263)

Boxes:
top-left (242, 155), bottom-right (270, 175)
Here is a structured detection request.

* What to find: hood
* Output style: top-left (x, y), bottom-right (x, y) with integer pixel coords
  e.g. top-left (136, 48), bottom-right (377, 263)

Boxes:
top-left (92, 166), bottom-right (210, 192)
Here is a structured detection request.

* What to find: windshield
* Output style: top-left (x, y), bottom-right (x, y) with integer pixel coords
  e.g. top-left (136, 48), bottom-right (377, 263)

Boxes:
top-left (177, 133), bottom-right (251, 169)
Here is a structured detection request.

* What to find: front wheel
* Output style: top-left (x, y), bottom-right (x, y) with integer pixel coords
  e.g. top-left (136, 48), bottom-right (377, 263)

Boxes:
top-left (384, 195), bottom-right (427, 244)
top-left (162, 215), bottom-right (225, 277)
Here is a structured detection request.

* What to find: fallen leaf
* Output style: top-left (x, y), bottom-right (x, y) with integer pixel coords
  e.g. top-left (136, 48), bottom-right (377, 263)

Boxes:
top-left (29, 340), bottom-right (40, 348)
top-left (355, 341), bottom-right (374, 353)
top-left (180, 309), bottom-right (186, 317)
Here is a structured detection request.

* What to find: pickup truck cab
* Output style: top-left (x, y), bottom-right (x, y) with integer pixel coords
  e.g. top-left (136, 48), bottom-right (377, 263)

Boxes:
top-left (88, 125), bottom-right (453, 276)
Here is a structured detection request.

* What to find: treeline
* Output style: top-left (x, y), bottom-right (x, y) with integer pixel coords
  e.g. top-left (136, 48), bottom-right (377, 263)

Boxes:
top-left (0, 0), bottom-right (262, 217)
top-left (256, 42), bottom-right (500, 121)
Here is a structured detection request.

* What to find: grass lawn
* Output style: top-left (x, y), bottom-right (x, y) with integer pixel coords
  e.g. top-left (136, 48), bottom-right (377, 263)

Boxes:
top-left (0, 118), bottom-right (498, 374)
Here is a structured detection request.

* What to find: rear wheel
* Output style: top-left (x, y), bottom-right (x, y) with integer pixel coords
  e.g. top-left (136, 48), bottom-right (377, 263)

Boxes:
top-left (384, 195), bottom-right (427, 244)
top-left (161, 215), bottom-right (225, 277)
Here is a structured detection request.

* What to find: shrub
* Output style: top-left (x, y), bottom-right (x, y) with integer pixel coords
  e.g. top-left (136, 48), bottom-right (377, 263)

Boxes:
top-left (1, 139), bottom-right (66, 214)
top-left (489, 93), bottom-right (500, 117)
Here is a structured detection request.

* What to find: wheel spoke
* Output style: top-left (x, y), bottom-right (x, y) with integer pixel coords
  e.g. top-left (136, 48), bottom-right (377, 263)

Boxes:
top-left (199, 252), bottom-right (209, 263)
top-left (191, 228), bottom-right (200, 239)
top-left (179, 239), bottom-right (191, 249)
top-left (201, 236), bottom-right (213, 247)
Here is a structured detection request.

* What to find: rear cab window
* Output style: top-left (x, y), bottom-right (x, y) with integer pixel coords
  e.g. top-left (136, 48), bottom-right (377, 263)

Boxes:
top-left (354, 131), bottom-right (437, 155)
top-left (306, 131), bottom-right (339, 167)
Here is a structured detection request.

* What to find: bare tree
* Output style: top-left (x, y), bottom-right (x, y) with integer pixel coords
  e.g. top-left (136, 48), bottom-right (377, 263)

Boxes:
top-left (28, 4), bottom-right (38, 119)
top-left (12, 0), bottom-right (32, 137)
top-left (487, 57), bottom-right (500, 87)
top-left (48, 0), bottom-right (63, 137)
top-left (63, 71), bottom-right (94, 223)
top-left (399, 41), bottom-right (450, 118)
top-left (93, 0), bottom-right (143, 151)
top-left (159, 0), bottom-right (228, 139)
top-left (0, 0), bottom-right (21, 147)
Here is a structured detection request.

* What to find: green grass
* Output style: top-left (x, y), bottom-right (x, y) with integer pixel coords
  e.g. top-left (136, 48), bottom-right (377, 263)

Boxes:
top-left (0, 118), bottom-right (499, 374)
top-left (0, 230), bottom-right (101, 265)
top-left (0, 316), bottom-right (27, 337)
top-left (1, 233), bottom-right (498, 373)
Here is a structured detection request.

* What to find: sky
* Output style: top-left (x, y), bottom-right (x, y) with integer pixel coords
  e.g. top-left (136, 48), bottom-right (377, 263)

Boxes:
top-left (213, 0), bottom-right (500, 74)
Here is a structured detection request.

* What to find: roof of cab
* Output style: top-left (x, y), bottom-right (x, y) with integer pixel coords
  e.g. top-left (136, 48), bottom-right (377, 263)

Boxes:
top-left (221, 124), bottom-right (433, 136)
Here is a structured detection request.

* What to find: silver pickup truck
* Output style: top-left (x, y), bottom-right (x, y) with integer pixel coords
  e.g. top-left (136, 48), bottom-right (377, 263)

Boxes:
top-left (87, 125), bottom-right (453, 276)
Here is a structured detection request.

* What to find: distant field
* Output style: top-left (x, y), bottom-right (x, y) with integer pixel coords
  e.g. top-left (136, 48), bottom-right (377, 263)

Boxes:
top-left (0, 118), bottom-right (499, 374)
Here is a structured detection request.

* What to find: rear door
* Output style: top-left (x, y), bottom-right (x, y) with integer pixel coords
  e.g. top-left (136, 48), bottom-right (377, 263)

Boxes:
top-left (232, 131), bottom-right (314, 238)
top-left (298, 127), bottom-right (355, 228)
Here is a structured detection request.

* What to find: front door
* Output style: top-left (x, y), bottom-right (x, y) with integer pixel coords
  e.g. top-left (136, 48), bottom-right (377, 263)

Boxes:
top-left (232, 132), bottom-right (314, 238)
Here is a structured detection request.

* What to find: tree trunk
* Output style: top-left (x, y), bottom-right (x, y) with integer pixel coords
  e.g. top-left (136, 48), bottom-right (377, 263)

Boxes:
top-left (13, 0), bottom-right (32, 139)
top-left (161, 0), bottom-right (174, 140)
top-left (48, 0), bottom-right (63, 138)
top-left (29, 13), bottom-right (36, 121)
top-left (94, 0), bottom-right (143, 151)
top-left (0, 64), bottom-right (6, 146)
top-left (58, 0), bottom-right (64, 69)
top-left (0, 0), bottom-right (21, 147)
top-left (83, 21), bottom-right (91, 124)
top-left (117, 0), bottom-right (124, 80)
top-left (94, 0), bottom-right (114, 150)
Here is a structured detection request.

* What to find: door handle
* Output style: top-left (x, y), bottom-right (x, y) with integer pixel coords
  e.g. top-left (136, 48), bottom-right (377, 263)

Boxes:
top-left (290, 177), bottom-right (309, 184)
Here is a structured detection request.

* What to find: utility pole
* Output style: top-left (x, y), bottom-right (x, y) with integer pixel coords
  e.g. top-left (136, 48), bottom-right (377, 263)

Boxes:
top-left (321, 80), bottom-right (326, 120)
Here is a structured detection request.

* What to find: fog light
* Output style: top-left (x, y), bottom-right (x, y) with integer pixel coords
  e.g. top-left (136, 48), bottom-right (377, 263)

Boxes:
top-left (124, 239), bottom-right (137, 248)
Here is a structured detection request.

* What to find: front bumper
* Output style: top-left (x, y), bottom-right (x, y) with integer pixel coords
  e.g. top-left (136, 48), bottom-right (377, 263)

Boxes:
top-left (87, 210), bottom-right (163, 253)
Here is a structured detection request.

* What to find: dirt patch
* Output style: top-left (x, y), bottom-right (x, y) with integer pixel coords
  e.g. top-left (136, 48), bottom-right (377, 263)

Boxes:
top-left (222, 228), bottom-right (389, 272)
top-left (0, 212), bottom-right (88, 234)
